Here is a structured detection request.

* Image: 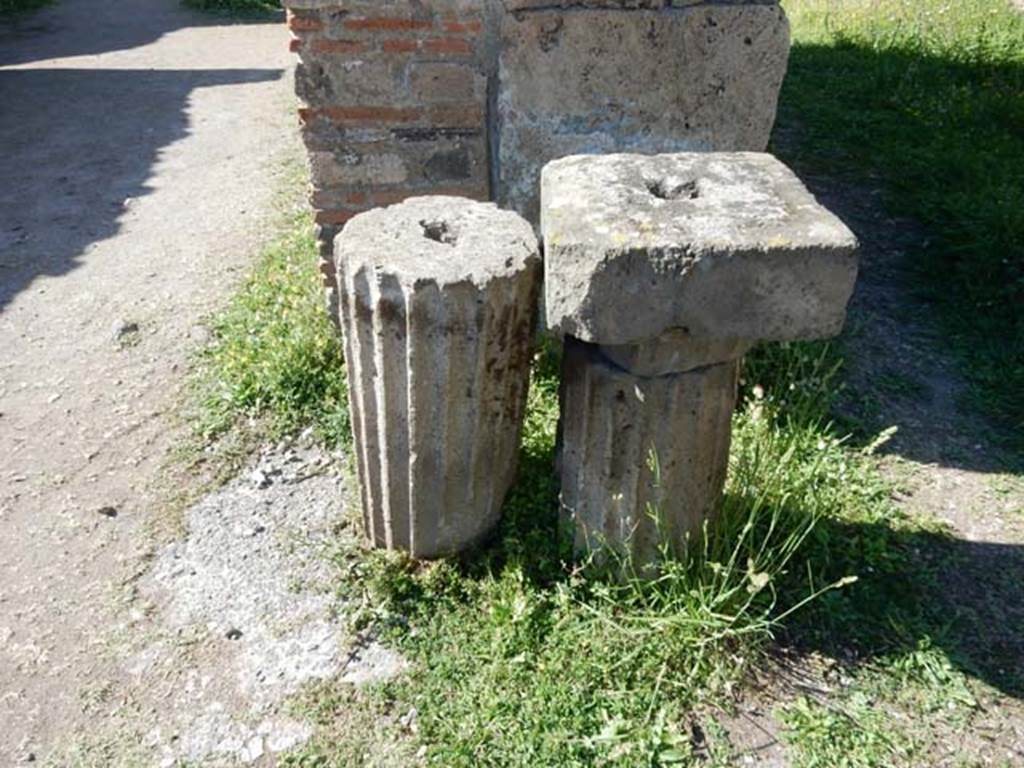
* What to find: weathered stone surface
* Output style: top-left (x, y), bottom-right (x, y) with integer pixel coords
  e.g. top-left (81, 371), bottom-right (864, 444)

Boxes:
top-left (498, 5), bottom-right (790, 221)
top-left (600, 331), bottom-right (751, 377)
top-left (543, 152), bottom-right (860, 347)
top-left (336, 196), bottom-right (541, 557)
top-left (558, 338), bottom-right (738, 563)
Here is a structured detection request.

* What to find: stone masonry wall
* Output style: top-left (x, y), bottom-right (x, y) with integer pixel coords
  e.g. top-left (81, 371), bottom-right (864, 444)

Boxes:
top-left (283, 0), bottom-right (790, 310)
top-left (285, 0), bottom-right (496, 298)
top-left (498, 2), bottom-right (790, 221)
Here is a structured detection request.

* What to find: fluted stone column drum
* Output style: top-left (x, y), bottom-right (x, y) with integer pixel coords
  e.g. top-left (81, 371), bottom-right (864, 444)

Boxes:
top-left (558, 339), bottom-right (739, 564)
top-left (336, 196), bottom-right (541, 558)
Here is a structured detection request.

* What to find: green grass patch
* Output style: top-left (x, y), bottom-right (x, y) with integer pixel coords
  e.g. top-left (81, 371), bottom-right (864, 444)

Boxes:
top-left (182, 0), bottom-right (280, 16)
top-left (778, 635), bottom-right (984, 768)
top-left (0, 0), bottom-right (51, 15)
top-left (777, 0), bottom-right (1024, 446)
top-left (779, 692), bottom-right (914, 768)
top-left (190, 212), bottom-right (349, 448)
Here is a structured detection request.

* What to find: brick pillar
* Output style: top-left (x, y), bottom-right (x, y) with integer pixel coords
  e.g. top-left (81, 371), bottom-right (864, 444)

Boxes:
top-left (284, 0), bottom-right (494, 317)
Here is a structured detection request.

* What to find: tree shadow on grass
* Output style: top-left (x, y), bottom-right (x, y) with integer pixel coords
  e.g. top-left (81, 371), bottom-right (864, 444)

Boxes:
top-left (777, 511), bottom-right (1024, 702)
top-left (771, 35), bottom-right (1024, 465)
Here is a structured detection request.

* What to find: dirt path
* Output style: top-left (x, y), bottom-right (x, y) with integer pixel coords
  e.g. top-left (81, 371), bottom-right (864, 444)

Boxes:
top-left (815, 178), bottom-right (1023, 538)
top-left (0, 2), bottom-right (302, 762)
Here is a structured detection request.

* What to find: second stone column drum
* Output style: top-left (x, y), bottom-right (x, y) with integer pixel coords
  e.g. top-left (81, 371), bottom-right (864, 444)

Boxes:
top-left (542, 152), bottom-right (859, 567)
top-left (335, 196), bottom-right (541, 558)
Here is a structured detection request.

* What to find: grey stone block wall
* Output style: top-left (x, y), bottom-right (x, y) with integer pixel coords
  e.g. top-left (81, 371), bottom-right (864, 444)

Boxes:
top-left (497, 3), bottom-right (791, 221)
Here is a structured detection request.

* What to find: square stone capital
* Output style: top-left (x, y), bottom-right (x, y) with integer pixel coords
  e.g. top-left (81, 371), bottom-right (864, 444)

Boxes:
top-left (542, 152), bottom-right (859, 346)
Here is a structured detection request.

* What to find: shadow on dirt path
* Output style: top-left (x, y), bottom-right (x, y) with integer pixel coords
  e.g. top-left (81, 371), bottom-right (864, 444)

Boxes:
top-left (0, 0), bottom-right (300, 763)
top-left (0, 67), bottom-right (282, 312)
top-left (0, 0), bottom-right (281, 67)
top-left (792, 170), bottom-right (1020, 477)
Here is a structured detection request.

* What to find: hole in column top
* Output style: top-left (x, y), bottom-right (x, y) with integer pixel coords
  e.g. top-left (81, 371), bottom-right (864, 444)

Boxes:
top-left (646, 178), bottom-right (700, 201)
top-left (420, 219), bottom-right (457, 246)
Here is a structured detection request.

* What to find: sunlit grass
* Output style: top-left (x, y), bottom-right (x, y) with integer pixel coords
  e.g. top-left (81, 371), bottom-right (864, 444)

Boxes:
top-left (190, 213), bottom-right (350, 448)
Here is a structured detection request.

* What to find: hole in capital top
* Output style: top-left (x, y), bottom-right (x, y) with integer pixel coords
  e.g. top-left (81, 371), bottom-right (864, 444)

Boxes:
top-left (420, 219), bottom-right (458, 246)
top-left (646, 178), bottom-right (700, 201)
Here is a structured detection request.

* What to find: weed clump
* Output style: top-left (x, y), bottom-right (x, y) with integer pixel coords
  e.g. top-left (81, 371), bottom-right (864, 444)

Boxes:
top-left (191, 214), bottom-right (350, 447)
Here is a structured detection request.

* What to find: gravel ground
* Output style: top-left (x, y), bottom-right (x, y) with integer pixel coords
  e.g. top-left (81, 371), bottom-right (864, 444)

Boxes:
top-left (131, 443), bottom-right (350, 767)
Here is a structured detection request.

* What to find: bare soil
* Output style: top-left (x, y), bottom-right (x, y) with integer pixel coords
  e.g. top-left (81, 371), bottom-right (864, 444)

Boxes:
top-left (0, 1), bottom-right (308, 763)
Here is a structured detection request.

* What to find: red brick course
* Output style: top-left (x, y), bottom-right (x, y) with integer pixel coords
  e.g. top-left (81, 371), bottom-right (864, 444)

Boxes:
top-left (286, 0), bottom-right (493, 307)
top-left (343, 17), bottom-right (434, 32)
top-left (310, 39), bottom-right (371, 55)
